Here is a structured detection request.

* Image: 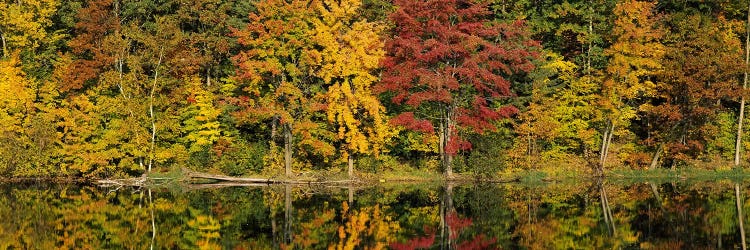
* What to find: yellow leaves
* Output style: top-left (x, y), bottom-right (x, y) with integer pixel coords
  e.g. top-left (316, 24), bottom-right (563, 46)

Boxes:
top-left (606, 0), bottom-right (664, 104)
top-left (0, 55), bottom-right (34, 135)
top-left (318, 0), bottom-right (362, 25)
top-left (511, 51), bottom-right (603, 165)
top-left (329, 202), bottom-right (400, 250)
top-left (402, 131), bottom-right (438, 153)
top-left (0, 0), bottom-right (59, 54)
top-left (309, 0), bottom-right (393, 162)
top-left (181, 76), bottom-right (222, 153)
top-left (236, 0), bottom-right (392, 167)
top-left (187, 214), bottom-right (222, 250)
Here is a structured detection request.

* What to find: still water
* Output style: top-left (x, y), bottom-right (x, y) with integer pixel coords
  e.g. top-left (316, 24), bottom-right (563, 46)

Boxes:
top-left (2, 180), bottom-right (750, 249)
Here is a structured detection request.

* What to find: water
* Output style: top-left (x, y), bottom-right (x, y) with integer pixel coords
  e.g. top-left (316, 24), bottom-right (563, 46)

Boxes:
top-left (2, 180), bottom-right (749, 249)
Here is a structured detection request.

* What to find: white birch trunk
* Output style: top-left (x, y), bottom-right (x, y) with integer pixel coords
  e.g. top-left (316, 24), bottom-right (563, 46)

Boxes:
top-left (736, 3), bottom-right (750, 168)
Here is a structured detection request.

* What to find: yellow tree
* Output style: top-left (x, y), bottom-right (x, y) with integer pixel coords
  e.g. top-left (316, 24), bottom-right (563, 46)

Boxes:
top-left (600, 0), bottom-right (664, 171)
top-left (0, 0), bottom-right (58, 58)
top-left (0, 55), bottom-right (33, 135)
top-left (311, 0), bottom-right (395, 178)
top-left (234, 0), bottom-right (336, 177)
top-left (180, 76), bottom-right (222, 153)
top-left (0, 55), bottom-right (35, 172)
top-left (510, 53), bottom-right (600, 170)
top-left (329, 202), bottom-right (400, 250)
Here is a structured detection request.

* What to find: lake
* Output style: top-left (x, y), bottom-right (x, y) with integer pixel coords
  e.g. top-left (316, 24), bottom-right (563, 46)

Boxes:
top-left (2, 180), bottom-right (748, 249)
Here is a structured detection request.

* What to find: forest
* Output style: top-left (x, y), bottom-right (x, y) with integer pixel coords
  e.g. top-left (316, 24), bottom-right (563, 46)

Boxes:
top-left (2, 0), bottom-right (750, 180)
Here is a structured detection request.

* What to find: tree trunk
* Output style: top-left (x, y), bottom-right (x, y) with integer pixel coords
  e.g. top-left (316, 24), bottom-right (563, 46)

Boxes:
top-left (1, 33), bottom-right (6, 58)
top-left (603, 124), bottom-right (614, 164)
top-left (737, 183), bottom-right (747, 250)
top-left (649, 182), bottom-right (663, 209)
top-left (736, 3), bottom-right (750, 168)
top-left (597, 126), bottom-right (609, 175)
top-left (347, 154), bottom-right (354, 179)
top-left (271, 217), bottom-right (278, 246)
top-left (600, 183), bottom-right (616, 236)
top-left (148, 47), bottom-right (164, 173)
top-left (348, 184), bottom-right (354, 204)
top-left (271, 116), bottom-right (278, 141)
top-left (284, 123), bottom-right (293, 178)
top-left (587, 6), bottom-right (593, 76)
top-left (440, 183), bottom-right (455, 249)
top-left (439, 112), bottom-right (446, 176)
top-left (599, 184), bottom-right (611, 233)
top-left (206, 67), bottom-right (211, 87)
top-left (649, 143), bottom-right (664, 170)
top-left (284, 184), bottom-right (293, 245)
top-left (149, 189), bottom-right (156, 250)
top-left (441, 105), bottom-right (455, 179)
top-left (599, 122), bottom-right (613, 174)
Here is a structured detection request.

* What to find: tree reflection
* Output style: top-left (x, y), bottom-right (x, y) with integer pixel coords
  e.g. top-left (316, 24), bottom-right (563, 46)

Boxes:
top-left (2, 182), bottom-right (750, 248)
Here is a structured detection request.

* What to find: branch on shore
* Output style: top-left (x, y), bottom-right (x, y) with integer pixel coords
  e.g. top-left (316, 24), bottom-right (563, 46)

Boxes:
top-left (182, 168), bottom-right (356, 185)
top-left (96, 176), bottom-right (150, 187)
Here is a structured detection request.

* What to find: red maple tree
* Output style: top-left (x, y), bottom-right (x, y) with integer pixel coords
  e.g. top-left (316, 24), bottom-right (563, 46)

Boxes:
top-left (375, 0), bottom-right (538, 176)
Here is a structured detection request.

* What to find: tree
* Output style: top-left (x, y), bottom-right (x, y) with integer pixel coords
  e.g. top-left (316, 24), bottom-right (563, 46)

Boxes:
top-left (180, 76), bottom-right (222, 153)
top-left (0, 55), bottom-right (35, 173)
top-left (311, 0), bottom-right (395, 178)
top-left (0, 0), bottom-right (59, 58)
top-left (233, 0), bottom-right (333, 177)
top-left (377, 0), bottom-right (538, 177)
top-left (235, 0), bottom-right (394, 177)
top-left (58, 0), bottom-right (195, 176)
top-left (735, 3), bottom-right (750, 168)
top-left (646, 13), bottom-right (744, 167)
top-left (510, 53), bottom-right (600, 169)
top-left (600, 0), bottom-right (664, 171)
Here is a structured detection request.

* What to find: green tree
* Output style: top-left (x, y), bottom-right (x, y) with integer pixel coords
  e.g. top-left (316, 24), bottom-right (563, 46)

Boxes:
top-left (510, 53), bottom-right (600, 170)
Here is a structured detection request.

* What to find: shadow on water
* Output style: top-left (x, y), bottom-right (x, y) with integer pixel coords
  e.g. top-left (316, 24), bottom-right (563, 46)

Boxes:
top-left (3, 180), bottom-right (750, 249)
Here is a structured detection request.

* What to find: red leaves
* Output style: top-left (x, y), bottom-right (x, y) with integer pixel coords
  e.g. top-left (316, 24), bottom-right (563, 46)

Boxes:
top-left (64, 0), bottom-right (121, 92)
top-left (390, 112), bottom-right (434, 133)
top-left (389, 211), bottom-right (497, 250)
top-left (389, 235), bottom-right (435, 250)
top-left (378, 0), bottom-right (538, 157)
top-left (445, 134), bottom-right (471, 154)
top-left (186, 96), bottom-right (197, 104)
top-left (457, 235), bottom-right (498, 250)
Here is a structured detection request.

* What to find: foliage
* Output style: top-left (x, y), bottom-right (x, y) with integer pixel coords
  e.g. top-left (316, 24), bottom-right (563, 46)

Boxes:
top-left (377, 0), bottom-right (538, 174)
top-left (510, 52), bottom-right (600, 168)
top-left (3, 0), bottom-right (750, 178)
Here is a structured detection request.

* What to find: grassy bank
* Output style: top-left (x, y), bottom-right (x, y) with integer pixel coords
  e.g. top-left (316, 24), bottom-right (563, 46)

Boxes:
top-left (8, 162), bottom-right (750, 186)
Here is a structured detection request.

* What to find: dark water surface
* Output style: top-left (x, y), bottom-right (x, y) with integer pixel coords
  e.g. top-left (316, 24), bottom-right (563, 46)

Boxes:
top-left (3, 180), bottom-right (750, 249)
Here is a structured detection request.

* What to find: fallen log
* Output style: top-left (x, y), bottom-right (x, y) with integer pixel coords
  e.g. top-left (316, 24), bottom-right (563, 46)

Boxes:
top-left (184, 182), bottom-right (272, 191)
top-left (181, 168), bottom-right (355, 184)
top-left (185, 171), bottom-right (274, 183)
top-left (96, 177), bottom-right (148, 187)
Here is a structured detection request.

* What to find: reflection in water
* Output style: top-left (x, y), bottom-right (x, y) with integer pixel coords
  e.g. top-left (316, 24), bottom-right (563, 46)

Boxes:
top-left (738, 183), bottom-right (747, 250)
top-left (3, 181), bottom-right (750, 248)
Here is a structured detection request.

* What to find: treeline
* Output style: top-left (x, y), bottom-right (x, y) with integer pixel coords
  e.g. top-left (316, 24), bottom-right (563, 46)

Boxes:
top-left (1, 0), bottom-right (749, 179)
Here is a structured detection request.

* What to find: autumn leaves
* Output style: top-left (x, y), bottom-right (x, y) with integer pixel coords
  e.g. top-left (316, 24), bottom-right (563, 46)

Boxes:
top-left (378, 0), bottom-right (537, 176)
top-left (233, 0), bottom-right (395, 177)
top-left (5, 0), bottom-right (750, 179)
top-left (233, 0), bottom-right (531, 178)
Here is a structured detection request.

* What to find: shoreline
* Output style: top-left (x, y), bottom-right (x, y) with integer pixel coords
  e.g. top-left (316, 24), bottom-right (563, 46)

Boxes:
top-left (3, 167), bottom-right (750, 187)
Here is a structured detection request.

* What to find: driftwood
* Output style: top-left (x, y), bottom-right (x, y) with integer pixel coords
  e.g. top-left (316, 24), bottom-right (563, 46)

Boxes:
top-left (183, 182), bottom-right (272, 192)
top-left (181, 168), bottom-right (355, 185)
top-left (96, 168), bottom-right (524, 189)
top-left (96, 176), bottom-right (149, 187)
